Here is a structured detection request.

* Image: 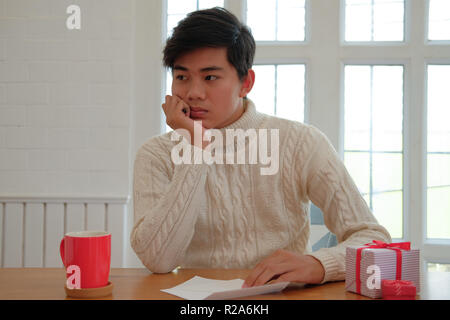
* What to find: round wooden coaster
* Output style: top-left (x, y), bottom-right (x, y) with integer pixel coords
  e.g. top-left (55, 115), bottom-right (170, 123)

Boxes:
top-left (64, 281), bottom-right (113, 299)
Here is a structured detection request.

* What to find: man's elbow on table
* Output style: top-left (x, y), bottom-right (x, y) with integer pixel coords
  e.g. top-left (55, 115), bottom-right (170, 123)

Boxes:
top-left (130, 237), bottom-right (177, 273)
top-left (147, 264), bottom-right (178, 274)
top-left (135, 250), bottom-right (178, 274)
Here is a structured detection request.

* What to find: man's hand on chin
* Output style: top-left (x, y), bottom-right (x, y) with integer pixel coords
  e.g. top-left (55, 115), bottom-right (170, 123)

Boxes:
top-left (162, 95), bottom-right (209, 149)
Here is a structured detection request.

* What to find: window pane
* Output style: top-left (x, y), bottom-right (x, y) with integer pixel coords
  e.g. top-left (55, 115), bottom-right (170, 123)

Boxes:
top-left (427, 65), bottom-right (450, 153)
top-left (373, 1), bottom-right (404, 41)
top-left (250, 65), bottom-right (305, 122)
top-left (345, 1), bottom-right (372, 41)
top-left (247, 0), bottom-right (276, 41)
top-left (250, 65), bottom-right (276, 116)
top-left (372, 153), bottom-right (403, 192)
top-left (276, 65), bottom-right (305, 122)
top-left (428, 0), bottom-right (450, 40)
top-left (247, 0), bottom-right (306, 41)
top-left (372, 191), bottom-right (403, 239)
top-left (345, 0), bottom-right (404, 41)
top-left (344, 65), bottom-right (404, 238)
top-left (344, 152), bottom-right (370, 194)
top-left (372, 66), bottom-right (403, 152)
top-left (277, 0), bottom-right (306, 41)
top-left (344, 65), bottom-right (403, 151)
top-left (344, 66), bottom-right (371, 150)
top-left (428, 154), bottom-right (450, 188)
top-left (427, 65), bottom-right (450, 239)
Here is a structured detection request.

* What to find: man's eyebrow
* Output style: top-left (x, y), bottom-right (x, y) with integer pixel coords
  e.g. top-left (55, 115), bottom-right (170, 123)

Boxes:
top-left (200, 66), bottom-right (224, 72)
top-left (173, 65), bottom-right (188, 71)
top-left (173, 65), bottom-right (224, 72)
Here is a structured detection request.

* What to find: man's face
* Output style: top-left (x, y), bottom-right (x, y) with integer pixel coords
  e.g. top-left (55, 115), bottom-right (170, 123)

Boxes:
top-left (171, 47), bottom-right (254, 129)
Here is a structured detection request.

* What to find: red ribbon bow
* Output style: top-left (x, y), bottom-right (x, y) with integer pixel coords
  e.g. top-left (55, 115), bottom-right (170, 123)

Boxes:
top-left (364, 240), bottom-right (410, 250)
top-left (355, 241), bottom-right (411, 294)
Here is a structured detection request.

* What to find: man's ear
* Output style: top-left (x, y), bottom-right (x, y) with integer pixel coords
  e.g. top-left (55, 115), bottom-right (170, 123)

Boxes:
top-left (239, 69), bottom-right (255, 98)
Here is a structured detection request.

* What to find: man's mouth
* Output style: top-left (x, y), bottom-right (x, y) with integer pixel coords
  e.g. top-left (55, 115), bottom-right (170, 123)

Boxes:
top-left (189, 107), bottom-right (208, 118)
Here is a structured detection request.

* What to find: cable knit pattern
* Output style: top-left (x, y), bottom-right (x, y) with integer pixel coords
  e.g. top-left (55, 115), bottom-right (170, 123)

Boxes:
top-left (131, 99), bottom-right (391, 281)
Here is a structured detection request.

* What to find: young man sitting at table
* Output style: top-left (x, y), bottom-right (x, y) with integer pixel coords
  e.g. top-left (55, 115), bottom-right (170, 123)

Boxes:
top-left (131, 7), bottom-right (391, 288)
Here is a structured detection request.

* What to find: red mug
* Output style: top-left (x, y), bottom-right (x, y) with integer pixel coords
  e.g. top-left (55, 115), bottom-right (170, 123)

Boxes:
top-left (60, 231), bottom-right (111, 289)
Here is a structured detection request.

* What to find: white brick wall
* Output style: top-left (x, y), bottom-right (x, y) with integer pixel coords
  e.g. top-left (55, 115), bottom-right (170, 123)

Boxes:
top-left (0, 0), bottom-right (132, 196)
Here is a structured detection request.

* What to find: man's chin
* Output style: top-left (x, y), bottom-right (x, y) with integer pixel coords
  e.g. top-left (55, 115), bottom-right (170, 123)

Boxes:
top-left (191, 118), bottom-right (211, 128)
top-left (202, 122), bottom-right (212, 129)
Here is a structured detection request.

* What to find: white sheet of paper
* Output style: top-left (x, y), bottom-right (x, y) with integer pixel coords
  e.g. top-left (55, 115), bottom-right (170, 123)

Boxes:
top-left (161, 276), bottom-right (290, 300)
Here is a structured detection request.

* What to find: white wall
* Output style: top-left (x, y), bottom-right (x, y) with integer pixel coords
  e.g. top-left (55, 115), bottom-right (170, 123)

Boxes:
top-left (0, 0), bottom-right (143, 267)
top-left (0, 0), bottom-right (132, 197)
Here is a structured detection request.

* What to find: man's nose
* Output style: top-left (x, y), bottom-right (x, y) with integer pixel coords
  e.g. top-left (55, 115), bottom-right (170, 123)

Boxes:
top-left (186, 79), bottom-right (206, 100)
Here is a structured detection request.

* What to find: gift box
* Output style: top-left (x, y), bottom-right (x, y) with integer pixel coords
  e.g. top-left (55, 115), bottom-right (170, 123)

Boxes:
top-left (345, 241), bottom-right (420, 299)
top-left (382, 280), bottom-right (416, 300)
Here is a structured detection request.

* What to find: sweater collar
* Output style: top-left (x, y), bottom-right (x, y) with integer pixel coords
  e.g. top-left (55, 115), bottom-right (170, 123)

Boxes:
top-left (218, 99), bottom-right (264, 132)
top-left (210, 99), bottom-right (266, 151)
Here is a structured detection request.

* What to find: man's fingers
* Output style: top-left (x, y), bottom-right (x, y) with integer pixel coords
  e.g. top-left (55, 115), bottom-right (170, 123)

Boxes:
top-left (165, 95), bottom-right (190, 115)
top-left (175, 99), bottom-right (190, 117)
top-left (163, 95), bottom-right (193, 130)
top-left (244, 262), bottom-right (294, 288)
top-left (270, 271), bottom-right (298, 284)
top-left (243, 264), bottom-right (264, 288)
top-left (245, 252), bottom-right (325, 287)
top-left (243, 251), bottom-right (288, 288)
top-left (251, 266), bottom-right (282, 287)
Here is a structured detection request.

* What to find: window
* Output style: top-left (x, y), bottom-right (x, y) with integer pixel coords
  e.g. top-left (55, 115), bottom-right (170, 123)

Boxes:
top-left (427, 65), bottom-right (450, 240)
top-left (148, 0), bottom-right (450, 264)
top-left (344, 0), bottom-right (405, 42)
top-left (344, 65), bottom-right (404, 238)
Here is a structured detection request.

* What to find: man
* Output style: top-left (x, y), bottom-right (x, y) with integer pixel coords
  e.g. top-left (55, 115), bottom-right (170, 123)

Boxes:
top-left (131, 7), bottom-right (391, 287)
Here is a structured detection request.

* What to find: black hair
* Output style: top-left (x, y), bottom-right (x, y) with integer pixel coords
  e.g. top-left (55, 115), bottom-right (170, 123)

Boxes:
top-left (163, 7), bottom-right (255, 81)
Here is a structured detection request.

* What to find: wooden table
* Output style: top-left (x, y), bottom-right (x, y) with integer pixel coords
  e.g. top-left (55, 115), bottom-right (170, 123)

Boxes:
top-left (0, 268), bottom-right (449, 300)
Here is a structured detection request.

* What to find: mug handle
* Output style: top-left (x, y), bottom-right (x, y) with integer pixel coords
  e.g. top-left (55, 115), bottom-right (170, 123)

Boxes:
top-left (60, 237), bottom-right (66, 268)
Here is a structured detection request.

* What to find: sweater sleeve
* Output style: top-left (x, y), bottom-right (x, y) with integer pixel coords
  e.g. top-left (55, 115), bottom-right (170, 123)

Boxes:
top-left (303, 127), bottom-right (392, 283)
top-left (130, 138), bottom-right (208, 273)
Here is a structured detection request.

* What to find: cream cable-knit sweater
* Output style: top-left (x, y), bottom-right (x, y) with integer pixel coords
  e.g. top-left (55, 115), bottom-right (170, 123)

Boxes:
top-left (131, 99), bottom-right (391, 283)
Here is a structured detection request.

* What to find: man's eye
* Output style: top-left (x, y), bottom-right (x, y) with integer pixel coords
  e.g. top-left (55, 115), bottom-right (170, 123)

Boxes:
top-left (176, 75), bottom-right (187, 80)
top-left (205, 75), bottom-right (218, 81)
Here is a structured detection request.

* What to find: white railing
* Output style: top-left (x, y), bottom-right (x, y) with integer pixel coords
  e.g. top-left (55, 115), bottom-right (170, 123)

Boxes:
top-left (0, 195), bottom-right (129, 268)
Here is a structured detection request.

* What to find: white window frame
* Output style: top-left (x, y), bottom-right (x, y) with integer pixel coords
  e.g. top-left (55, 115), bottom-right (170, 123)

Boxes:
top-left (339, 0), bottom-right (450, 267)
top-left (133, 0), bottom-right (450, 268)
